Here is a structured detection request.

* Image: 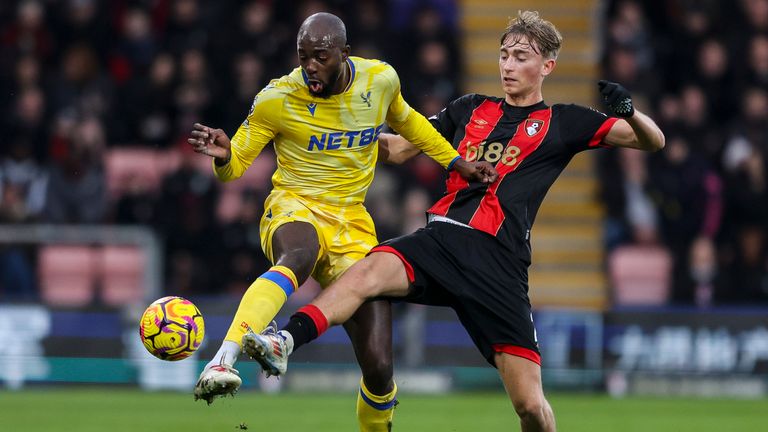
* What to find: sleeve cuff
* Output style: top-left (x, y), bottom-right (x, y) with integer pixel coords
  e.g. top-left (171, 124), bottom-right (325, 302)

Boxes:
top-left (447, 155), bottom-right (462, 170)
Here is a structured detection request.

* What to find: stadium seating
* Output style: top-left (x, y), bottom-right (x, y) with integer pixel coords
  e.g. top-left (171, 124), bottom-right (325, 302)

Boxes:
top-left (104, 148), bottom-right (166, 199)
top-left (38, 245), bottom-right (98, 307)
top-left (100, 245), bottom-right (147, 306)
top-left (608, 245), bottom-right (672, 305)
top-left (38, 244), bottom-right (149, 307)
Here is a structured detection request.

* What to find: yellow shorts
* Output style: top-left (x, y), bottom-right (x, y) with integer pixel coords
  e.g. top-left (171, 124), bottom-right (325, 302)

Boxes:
top-left (260, 189), bottom-right (379, 288)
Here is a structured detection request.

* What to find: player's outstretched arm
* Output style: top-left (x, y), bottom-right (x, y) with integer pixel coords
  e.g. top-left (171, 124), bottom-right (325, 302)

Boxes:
top-left (378, 133), bottom-right (422, 164)
top-left (598, 80), bottom-right (665, 152)
top-left (378, 132), bottom-right (497, 182)
top-left (188, 122), bottom-right (233, 164)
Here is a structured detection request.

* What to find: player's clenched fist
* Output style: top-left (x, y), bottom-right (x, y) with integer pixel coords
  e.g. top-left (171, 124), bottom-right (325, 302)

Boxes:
top-left (453, 159), bottom-right (499, 184)
top-left (598, 80), bottom-right (634, 118)
top-left (188, 122), bottom-right (232, 163)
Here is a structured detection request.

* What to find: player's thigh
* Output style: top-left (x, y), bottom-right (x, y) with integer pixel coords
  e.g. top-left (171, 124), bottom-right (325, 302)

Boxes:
top-left (270, 222), bottom-right (319, 260)
top-left (259, 190), bottom-right (321, 264)
top-left (311, 204), bottom-right (378, 287)
top-left (495, 352), bottom-right (546, 408)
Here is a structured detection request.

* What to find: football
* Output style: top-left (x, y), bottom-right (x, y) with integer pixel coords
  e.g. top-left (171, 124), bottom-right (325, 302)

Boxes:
top-left (139, 296), bottom-right (205, 361)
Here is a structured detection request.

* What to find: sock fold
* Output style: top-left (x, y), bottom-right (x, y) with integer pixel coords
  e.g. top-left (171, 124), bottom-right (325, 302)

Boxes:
top-left (357, 377), bottom-right (398, 432)
top-left (359, 378), bottom-right (398, 410)
top-left (223, 266), bottom-right (298, 346)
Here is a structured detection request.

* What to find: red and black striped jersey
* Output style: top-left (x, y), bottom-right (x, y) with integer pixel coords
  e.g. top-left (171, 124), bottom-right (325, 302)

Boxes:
top-left (427, 93), bottom-right (619, 260)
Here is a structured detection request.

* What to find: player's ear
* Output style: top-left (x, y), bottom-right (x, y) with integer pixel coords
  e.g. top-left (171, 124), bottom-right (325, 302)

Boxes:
top-left (541, 58), bottom-right (556, 77)
top-left (341, 44), bottom-right (351, 61)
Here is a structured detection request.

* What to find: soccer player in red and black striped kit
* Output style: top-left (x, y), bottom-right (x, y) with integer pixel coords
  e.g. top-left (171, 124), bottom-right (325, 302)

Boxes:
top-left (244, 11), bottom-right (664, 432)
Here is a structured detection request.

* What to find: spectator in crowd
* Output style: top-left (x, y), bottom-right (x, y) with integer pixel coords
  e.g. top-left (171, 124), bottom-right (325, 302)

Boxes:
top-left (679, 236), bottom-right (730, 307)
top-left (173, 47), bottom-right (216, 136)
top-left (677, 85), bottom-right (723, 170)
top-left (162, 0), bottom-right (206, 56)
top-left (728, 226), bottom-right (768, 302)
top-left (44, 115), bottom-right (107, 224)
top-left (0, 141), bottom-right (41, 299)
top-left (119, 52), bottom-right (177, 146)
top-left (693, 38), bottom-right (735, 120)
top-left (51, 43), bottom-right (114, 123)
top-left (52, 0), bottom-right (109, 62)
top-left (646, 135), bottom-right (722, 303)
top-left (156, 144), bottom-right (219, 295)
top-left (1, 0), bottom-right (53, 63)
top-left (221, 51), bottom-right (266, 132)
top-left (6, 85), bottom-right (49, 162)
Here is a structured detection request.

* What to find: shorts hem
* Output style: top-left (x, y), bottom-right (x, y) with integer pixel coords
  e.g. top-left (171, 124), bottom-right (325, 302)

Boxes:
top-left (369, 245), bottom-right (415, 283)
top-left (492, 344), bottom-right (541, 365)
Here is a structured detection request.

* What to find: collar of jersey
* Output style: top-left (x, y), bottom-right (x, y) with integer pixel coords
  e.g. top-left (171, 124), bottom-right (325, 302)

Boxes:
top-left (503, 99), bottom-right (548, 117)
top-left (342, 57), bottom-right (356, 92)
top-left (300, 57), bottom-right (356, 95)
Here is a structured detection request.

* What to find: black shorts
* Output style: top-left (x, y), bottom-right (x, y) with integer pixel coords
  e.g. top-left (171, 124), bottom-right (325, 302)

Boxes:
top-left (371, 221), bottom-right (540, 367)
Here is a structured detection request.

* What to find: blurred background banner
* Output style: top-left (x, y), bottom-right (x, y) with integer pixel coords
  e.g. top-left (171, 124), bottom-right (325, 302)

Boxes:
top-left (3, 304), bottom-right (768, 398)
top-left (0, 0), bottom-right (767, 400)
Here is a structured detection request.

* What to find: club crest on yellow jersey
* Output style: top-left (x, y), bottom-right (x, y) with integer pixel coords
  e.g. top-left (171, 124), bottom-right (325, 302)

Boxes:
top-left (360, 91), bottom-right (372, 107)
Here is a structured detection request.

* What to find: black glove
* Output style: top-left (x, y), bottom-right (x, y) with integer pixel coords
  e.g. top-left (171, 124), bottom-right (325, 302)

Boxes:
top-left (598, 80), bottom-right (634, 118)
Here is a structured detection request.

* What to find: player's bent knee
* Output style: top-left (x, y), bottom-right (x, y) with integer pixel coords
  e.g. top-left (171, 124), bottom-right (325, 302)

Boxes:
top-left (276, 248), bottom-right (317, 282)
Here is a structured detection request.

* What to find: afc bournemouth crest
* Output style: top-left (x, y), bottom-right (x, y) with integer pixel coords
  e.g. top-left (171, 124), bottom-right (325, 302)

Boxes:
top-left (525, 119), bottom-right (544, 137)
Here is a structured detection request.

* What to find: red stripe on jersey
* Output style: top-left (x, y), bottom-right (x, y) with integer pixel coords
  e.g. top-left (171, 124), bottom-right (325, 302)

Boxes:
top-left (492, 344), bottom-right (541, 365)
top-left (429, 99), bottom-right (504, 216)
top-left (469, 108), bottom-right (552, 235)
top-left (588, 117), bottom-right (619, 148)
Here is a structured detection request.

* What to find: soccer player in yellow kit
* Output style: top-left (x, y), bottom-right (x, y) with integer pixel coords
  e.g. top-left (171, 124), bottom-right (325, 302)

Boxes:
top-left (189, 12), bottom-right (496, 431)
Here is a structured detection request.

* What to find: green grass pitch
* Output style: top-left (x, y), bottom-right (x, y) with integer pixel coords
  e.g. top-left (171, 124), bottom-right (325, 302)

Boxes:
top-left (1, 388), bottom-right (766, 431)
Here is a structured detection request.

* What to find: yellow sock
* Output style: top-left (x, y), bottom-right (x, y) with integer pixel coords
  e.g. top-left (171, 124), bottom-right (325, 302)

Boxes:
top-left (224, 266), bottom-right (298, 346)
top-left (356, 377), bottom-right (398, 432)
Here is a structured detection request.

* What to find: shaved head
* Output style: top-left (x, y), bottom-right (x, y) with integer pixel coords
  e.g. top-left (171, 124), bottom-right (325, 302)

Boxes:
top-left (297, 12), bottom-right (347, 49)
top-left (296, 12), bottom-right (351, 98)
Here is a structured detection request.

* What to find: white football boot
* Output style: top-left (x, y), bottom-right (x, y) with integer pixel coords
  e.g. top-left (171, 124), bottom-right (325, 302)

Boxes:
top-left (242, 322), bottom-right (289, 377)
top-left (193, 364), bottom-right (242, 404)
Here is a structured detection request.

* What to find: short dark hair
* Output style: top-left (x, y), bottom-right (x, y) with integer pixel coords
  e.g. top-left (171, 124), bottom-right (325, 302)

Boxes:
top-left (500, 11), bottom-right (562, 59)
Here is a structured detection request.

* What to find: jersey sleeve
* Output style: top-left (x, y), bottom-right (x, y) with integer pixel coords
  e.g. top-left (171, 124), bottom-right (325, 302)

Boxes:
top-left (557, 104), bottom-right (620, 153)
top-left (213, 83), bottom-right (282, 181)
top-left (382, 66), bottom-right (460, 168)
top-left (428, 94), bottom-right (476, 144)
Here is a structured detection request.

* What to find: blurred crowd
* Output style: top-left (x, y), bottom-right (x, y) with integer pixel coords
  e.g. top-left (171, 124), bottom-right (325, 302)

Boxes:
top-left (0, 0), bottom-right (460, 300)
top-left (600, 0), bottom-right (768, 305)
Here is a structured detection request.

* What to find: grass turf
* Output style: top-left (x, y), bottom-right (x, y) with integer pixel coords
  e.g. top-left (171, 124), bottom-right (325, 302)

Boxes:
top-left (1, 388), bottom-right (766, 431)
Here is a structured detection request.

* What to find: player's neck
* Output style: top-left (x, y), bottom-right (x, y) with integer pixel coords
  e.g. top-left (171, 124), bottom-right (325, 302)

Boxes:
top-left (504, 89), bottom-right (543, 107)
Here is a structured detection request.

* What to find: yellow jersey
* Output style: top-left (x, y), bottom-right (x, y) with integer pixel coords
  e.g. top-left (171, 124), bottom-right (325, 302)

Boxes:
top-left (214, 56), bottom-right (459, 206)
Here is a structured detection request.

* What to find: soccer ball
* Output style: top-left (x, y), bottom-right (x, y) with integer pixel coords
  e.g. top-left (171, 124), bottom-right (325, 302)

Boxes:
top-left (139, 296), bottom-right (205, 361)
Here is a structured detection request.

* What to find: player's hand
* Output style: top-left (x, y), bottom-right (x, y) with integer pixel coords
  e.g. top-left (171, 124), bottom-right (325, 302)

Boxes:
top-left (188, 123), bottom-right (232, 163)
top-left (598, 80), bottom-right (634, 118)
top-left (453, 159), bottom-right (498, 184)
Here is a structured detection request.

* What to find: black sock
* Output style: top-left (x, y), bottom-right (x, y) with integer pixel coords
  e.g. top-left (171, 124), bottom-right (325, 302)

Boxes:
top-left (283, 312), bottom-right (318, 352)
